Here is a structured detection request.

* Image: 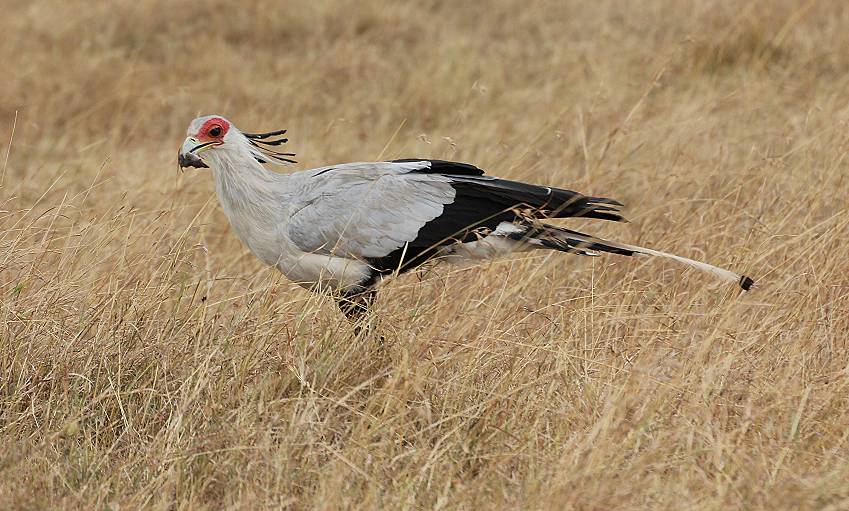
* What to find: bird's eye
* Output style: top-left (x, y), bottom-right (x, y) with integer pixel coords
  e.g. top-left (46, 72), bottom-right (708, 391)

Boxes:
top-left (208, 126), bottom-right (222, 137)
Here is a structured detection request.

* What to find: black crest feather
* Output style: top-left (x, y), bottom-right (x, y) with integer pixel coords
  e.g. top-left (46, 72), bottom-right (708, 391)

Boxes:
top-left (244, 128), bottom-right (297, 164)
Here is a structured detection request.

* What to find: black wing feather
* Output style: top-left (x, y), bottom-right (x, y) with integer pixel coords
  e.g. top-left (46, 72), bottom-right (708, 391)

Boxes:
top-left (390, 158), bottom-right (485, 176)
top-left (365, 159), bottom-right (625, 275)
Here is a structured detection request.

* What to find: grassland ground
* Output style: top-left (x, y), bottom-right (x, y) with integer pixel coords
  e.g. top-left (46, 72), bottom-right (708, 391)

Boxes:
top-left (2, 1), bottom-right (849, 509)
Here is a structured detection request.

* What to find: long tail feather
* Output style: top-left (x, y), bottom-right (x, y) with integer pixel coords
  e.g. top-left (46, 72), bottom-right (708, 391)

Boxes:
top-left (529, 225), bottom-right (755, 291)
top-left (616, 241), bottom-right (755, 290)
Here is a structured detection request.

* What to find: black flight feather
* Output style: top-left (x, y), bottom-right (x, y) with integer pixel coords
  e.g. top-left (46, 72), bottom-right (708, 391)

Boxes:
top-left (365, 160), bottom-right (626, 275)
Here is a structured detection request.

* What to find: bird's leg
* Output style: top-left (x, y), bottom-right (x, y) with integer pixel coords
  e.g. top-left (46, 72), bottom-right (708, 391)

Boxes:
top-left (337, 289), bottom-right (376, 334)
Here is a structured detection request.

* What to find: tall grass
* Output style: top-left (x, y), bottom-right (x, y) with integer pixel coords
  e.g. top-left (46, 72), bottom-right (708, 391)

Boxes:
top-left (2, 0), bottom-right (849, 508)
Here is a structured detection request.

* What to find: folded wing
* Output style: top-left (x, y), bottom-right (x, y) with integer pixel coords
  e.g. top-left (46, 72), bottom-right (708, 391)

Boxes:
top-left (287, 159), bottom-right (625, 274)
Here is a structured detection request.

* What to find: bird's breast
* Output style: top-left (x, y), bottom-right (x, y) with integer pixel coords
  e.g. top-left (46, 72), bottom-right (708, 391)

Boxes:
top-left (222, 203), bottom-right (371, 292)
top-left (275, 253), bottom-right (373, 293)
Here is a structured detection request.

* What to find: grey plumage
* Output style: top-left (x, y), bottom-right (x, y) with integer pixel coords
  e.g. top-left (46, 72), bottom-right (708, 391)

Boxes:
top-left (288, 161), bottom-right (456, 259)
top-left (179, 115), bottom-right (755, 320)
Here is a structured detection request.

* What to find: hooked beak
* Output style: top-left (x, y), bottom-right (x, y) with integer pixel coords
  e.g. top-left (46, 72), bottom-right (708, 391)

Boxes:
top-left (178, 137), bottom-right (211, 169)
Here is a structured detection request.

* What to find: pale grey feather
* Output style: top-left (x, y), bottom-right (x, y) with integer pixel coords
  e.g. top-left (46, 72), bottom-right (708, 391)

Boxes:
top-left (286, 161), bottom-right (456, 259)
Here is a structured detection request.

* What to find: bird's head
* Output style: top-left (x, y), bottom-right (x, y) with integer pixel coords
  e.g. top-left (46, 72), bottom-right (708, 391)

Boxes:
top-left (178, 115), bottom-right (296, 170)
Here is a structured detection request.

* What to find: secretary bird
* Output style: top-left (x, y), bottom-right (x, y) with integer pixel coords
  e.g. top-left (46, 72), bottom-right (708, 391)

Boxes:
top-left (178, 115), bottom-right (754, 321)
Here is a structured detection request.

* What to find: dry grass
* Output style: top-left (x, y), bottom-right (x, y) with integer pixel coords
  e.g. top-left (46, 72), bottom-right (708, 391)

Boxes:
top-left (2, 0), bottom-right (849, 509)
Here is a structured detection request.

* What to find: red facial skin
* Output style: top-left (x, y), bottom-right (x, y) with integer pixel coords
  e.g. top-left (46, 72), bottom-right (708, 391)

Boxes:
top-left (196, 117), bottom-right (230, 142)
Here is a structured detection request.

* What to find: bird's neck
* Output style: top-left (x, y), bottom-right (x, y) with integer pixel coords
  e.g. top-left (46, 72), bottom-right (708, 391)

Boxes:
top-left (206, 147), bottom-right (288, 227)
